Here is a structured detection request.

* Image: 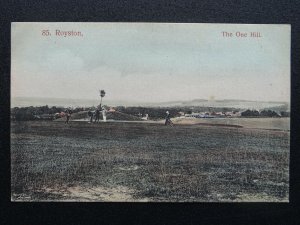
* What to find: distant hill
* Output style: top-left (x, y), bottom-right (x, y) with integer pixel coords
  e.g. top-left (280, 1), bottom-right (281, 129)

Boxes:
top-left (148, 99), bottom-right (289, 110)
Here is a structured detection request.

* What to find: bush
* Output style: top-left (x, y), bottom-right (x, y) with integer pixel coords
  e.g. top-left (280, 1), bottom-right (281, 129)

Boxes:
top-left (241, 110), bottom-right (260, 117)
top-left (280, 111), bottom-right (290, 117)
top-left (260, 110), bottom-right (280, 117)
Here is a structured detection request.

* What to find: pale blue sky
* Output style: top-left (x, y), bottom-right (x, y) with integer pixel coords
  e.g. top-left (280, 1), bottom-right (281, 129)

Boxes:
top-left (11, 23), bottom-right (290, 103)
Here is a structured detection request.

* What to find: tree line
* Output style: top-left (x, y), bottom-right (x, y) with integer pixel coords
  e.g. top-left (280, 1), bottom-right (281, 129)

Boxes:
top-left (11, 105), bottom-right (290, 121)
top-left (241, 109), bottom-right (290, 117)
top-left (11, 105), bottom-right (95, 121)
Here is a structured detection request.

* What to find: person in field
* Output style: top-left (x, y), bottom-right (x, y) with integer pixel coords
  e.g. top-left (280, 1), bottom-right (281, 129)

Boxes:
top-left (165, 111), bottom-right (173, 126)
top-left (102, 106), bottom-right (107, 122)
top-left (95, 108), bottom-right (100, 123)
top-left (88, 110), bottom-right (93, 123)
top-left (65, 108), bottom-right (72, 124)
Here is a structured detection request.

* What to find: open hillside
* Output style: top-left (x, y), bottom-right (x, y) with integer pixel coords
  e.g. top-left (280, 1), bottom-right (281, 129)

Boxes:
top-left (55, 111), bottom-right (143, 122)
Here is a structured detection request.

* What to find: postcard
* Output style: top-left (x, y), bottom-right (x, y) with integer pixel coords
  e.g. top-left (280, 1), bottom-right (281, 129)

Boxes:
top-left (11, 22), bottom-right (290, 202)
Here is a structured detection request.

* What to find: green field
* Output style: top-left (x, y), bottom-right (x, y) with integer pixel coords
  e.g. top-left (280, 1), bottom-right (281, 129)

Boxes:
top-left (11, 120), bottom-right (289, 202)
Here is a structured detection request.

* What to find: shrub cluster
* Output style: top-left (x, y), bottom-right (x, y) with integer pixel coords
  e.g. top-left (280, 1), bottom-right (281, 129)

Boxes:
top-left (241, 109), bottom-right (282, 117)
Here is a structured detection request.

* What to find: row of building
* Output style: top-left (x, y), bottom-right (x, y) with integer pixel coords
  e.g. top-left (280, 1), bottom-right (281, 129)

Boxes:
top-left (180, 111), bottom-right (241, 118)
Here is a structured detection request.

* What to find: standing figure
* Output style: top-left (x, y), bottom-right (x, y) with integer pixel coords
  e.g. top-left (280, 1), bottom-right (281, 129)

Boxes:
top-left (65, 108), bottom-right (71, 124)
top-left (165, 111), bottom-right (173, 126)
top-left (102, 106), bottom-right (107, 122)
top-left (88, 110), bottom-right (93, 123)
top-left (95, 108), bottom-right (100, 123)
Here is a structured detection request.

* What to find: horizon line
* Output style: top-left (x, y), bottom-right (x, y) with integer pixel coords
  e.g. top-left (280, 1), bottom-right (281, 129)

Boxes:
top-left (11, 96), bottom-right (289, 104)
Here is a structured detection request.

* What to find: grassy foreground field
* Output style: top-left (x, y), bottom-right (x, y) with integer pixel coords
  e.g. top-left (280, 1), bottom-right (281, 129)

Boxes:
top-left (11, 120), bottom-right (289, 202)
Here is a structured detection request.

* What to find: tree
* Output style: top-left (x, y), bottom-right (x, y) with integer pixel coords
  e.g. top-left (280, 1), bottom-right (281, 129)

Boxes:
top-left (99, 90), bottom-right (106, 108)
top-left (241, 110), bottom-right (260, 117)
top-left (260, 110), bottom-right (280, 117)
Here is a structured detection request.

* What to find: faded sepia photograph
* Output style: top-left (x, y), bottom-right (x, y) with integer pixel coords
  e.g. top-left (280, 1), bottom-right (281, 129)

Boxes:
top-left (11, 22), bottom-right (290, 202)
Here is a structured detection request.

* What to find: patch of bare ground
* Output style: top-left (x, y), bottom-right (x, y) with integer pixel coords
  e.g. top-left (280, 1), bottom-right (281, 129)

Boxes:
top-left (12, 185), bottom-right (149, 202)
top-left (67, 185), bottom-right (149, 202)
top-left (172, 117), bottom-right (290, 131)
